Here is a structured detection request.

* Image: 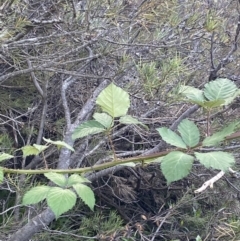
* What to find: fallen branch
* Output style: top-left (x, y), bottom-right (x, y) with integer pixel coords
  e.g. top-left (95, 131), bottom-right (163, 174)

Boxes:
top-left (194, 168), bottom-right (239, 193)
top-left (194, 170), bottom-right (225, 193)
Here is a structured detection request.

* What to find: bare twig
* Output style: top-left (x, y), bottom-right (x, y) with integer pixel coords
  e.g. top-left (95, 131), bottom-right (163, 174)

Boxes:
top-left (61, 76), bottom-right (73, 129)
top-left (210, 32), bottom-right (215, 71)
top-left (150, 210), bottom-right (171, 241)
top-left (194, 171), bottom-right (225, 193)
top-left (27, 59), bottom-right (44, 97)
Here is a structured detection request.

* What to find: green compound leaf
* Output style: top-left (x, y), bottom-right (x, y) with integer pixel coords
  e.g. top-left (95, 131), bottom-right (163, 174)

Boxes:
top-left (93, 113), bottom-right (113, 129)
top-left (22, 186), bottom-right (51, 205)
top-left (96, 83), bottom-right (130, 118)
top-left (67, 174), bottom-right (91, 186)
top-left (21, 145), bottom-right (48, 157)
top-left (157, 127), bottom-right (187, 149)
top-left (0, 168), bottom-right (3, 183)
top-left (119, 115), bottom-right (148, 129)
top-left (43, 138), bottom-right (74, 152)
top-left (204, 78), bottom-right (237, 101)
top-left (72, 120), bottom-right (106, 140)
top-left (178, 119), bottom-right (200, 147)
top-left (203, 122), bottom-right (239, 146)
top-left (161, 151), bottom-right (194, 184)
top-left (0, 153), bottom-right (14, 162)
top-left (44, 173), bottom-right (67, 187)
top-left (194, 151), bottom-right (235, 171)
top-left (73, 183), bottom-right (95, 211)
top-left (47, 187), bottom-right (77, 219)
top-left (178, 85), bottom-right (204, 102)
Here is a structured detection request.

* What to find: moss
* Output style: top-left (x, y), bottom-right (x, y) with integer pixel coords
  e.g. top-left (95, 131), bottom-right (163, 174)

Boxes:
top-left (79, 210), bottom-right (124, 238)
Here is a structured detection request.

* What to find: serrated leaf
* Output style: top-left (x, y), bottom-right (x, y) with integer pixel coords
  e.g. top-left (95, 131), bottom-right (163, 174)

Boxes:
top-left (21, 145), bottom-right (44, 157)
top-left (178, 119), bottom-right (200, 147)
top-left (202, 99), bottom-right (225, 108)
top-left (221, 121), bottom-right (240, 136)
top-left (0, 153), bottom-right (14, 162)
top-left (119, 115), bottom-right (148, 129)
top-left (161, 151), bottom-right (194, 184)
top-left (224, 89), bottom-right (240, 105)
top-left (22, 186), bottom-right (51, 204)
top-left (44, 173), bottom-right (67, 187)
top-left (73, 183), bottom-right (95, 210)
top-left (67, 174), bottom-right (91, 186)
top-left (157, 127), bottom-right (187, 149)
top-left (194, 151), bottom-right (235, 171)
top-left (202, 133), bottom-right (224, 146)
top-left (72, 120), bottom-right (106, 140)
top-left (33, 144), bottom-right (49, 152)
top-left (96, 83), bottom-right (130, 118)
top-left (203, 122), bottom-right (239, 146)
top-left (43, 138), bottom-right (74, 152)
top-left (0, 168), bottom-right (3, 183)
top-left (179, 85), bottom-right (204, 102)
top-left (47, 187), bottom-right (77, 219)
top-left (93, 113), bottom-right (113, 129)
top-left (191, 99), bottom-right (225, 108)
top-left (204, 78), bottom-right (237, 101)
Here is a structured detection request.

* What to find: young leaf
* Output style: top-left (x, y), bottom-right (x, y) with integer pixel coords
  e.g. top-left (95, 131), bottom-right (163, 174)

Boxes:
top-left (43, 138), bottom-right (74, 152)
top-left (22, 186), bottom-right (51, 204)
top-left (72, 120), bottom-right (106, 140)
top-left (178, 119), bottom-right (200, 147)
top-left (204, 78), bottom-right (237, 101)
top-left (201, 99), bottom-right (225, 108)
top-left (220, 121), bottom-right (240, 136)
top-left (73, 183), bottom-right (95, 211)
top-left (119, 115), bottom-right (148, 129)
top-left (47, 187), bottom-right (77, 219)
top-left (202, 122), bottom-right (239, 146)
top-left (202, 133), bottom-right (224, 146)
top-left (196, 235), bottom-right (203, 241)
top-left (0, 168), bottom-right (3, 183)
top-left (21, 145), bottom-right (46, 157)
top-left (33, 144), bottom-right (49, 152)
top-left (161, 151), bottom-right (194, 184)
top-left (178, 85), bottom-right (204, 102)
top-left (44, 173), bottom-right (67, 187)
top-left (157, 127), bottom-right (187, 149)
top-left (67, 174), bottom-right (91, 186)
top-left (188, 100), bottom-right (205, 107)
top-left (93, 113), bottom-right (113, 129)
top-left (224, 89), bottom-right (240, 105)
top-left (194, 151), bottom-right (235, 171)
top-left (96, 83), bottom-right (130, 118)
top-left (0, 153), bottom-right (14, 162)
